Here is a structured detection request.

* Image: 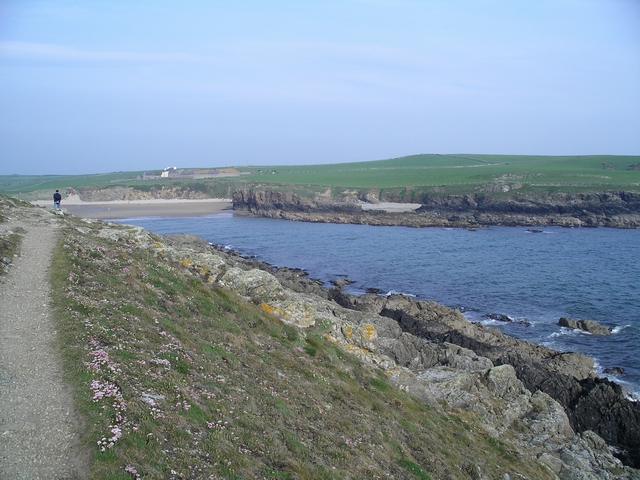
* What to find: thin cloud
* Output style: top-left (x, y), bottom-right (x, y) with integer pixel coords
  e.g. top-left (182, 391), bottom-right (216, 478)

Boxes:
top-left (0, 41), bottom-right (210, 63)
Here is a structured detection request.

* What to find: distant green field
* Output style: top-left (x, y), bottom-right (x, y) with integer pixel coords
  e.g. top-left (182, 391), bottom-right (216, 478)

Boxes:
top-left (0, 171), bottom-right (150, 195)
top-left (2, 154), bottom-right (639, 199)
top-left (240, 154), bottom-right (640, 191)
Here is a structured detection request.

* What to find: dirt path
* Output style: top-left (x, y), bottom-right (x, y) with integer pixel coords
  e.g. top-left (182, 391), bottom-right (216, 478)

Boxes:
top-left (0, 206), bottom-right (89, 479)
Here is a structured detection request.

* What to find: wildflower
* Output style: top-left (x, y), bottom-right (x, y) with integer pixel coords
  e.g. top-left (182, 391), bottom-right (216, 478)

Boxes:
top-left (124, 466), bottom-right (141, 479)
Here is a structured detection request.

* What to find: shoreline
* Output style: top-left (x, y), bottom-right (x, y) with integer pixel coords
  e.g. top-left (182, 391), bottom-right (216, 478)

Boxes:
top-left (32, 198), bottom-right (234, 219)
top-left (160, 231), bottom-right (640, 469)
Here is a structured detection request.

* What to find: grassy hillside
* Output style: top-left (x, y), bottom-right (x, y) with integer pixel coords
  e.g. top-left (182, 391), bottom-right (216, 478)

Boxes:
top-left (0, 172), bottom-right (150, 196)
top-left (3, 154), bottom-right (640, 200)
top-left (50, 216), bottom-right (555, 479)
top-left (241, 154), bottom-right (640, 193)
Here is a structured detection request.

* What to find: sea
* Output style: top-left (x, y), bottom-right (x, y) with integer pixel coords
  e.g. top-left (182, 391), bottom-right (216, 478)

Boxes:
top-left (115, 212), bottom-right (640, 398)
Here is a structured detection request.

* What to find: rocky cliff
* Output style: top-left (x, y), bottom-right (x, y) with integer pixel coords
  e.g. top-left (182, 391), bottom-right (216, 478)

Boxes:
top-left (142, 231), bottom-right (640, 476)
top-left (71, 185), bottom-right (213, 202)
top-left (233, 189), bottom-right (640, 228)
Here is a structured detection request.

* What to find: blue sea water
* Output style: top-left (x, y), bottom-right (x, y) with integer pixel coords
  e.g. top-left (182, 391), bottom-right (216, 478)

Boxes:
top-left (117, 212), bottom-right (640, 397)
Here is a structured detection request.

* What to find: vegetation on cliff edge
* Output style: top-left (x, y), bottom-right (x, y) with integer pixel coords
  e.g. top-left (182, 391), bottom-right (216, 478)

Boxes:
top-left (49, 214), bottom-right (555, 479)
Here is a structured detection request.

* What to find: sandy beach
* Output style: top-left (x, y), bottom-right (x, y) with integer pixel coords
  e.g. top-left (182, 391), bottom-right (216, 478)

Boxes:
top-left (32, 197), bottom-right (234, 219)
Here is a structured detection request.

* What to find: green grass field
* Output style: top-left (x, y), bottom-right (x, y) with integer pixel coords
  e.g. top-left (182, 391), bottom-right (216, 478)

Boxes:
top-left (0, 171), bottom-right (150, 196)
top-left (241, 154), bottom-right (640, 191)
top-left (2, 154), bottom-right (639, 199)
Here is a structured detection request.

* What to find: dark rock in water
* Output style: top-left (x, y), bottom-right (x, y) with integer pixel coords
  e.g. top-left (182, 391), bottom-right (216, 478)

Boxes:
top-left (366, 287), bottom-right (382, 294)
top-left (559, 317), bottom-right (611, 335)
top-left (527, 229), bottom-right (543, 233)
top-left (578, 319), bottom-right (611, 335)
top-left (604, 366), bottom-right (625, 376)
top-left (558, 317), bottom-right (579, 329)
top-left (330, 291), bottom-right (640, 468)
top-left (330, 277), bottom-right (355, 288)
top-left (485, 313), bottom-right (531, 326)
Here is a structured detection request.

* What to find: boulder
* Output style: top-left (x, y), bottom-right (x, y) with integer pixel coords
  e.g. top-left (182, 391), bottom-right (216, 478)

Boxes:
top-left (603, 367), bottom-right (625, 376)
top-left (559, 317), bottom-right (579, 329)
top-left (578, 319), bottom-right (611, 335)
top-left (559, 317), bottom-right (611, 335)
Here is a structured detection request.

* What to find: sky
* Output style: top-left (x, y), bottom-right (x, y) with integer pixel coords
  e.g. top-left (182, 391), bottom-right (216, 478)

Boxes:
top-left (0, 1), bottom-right (639, 175)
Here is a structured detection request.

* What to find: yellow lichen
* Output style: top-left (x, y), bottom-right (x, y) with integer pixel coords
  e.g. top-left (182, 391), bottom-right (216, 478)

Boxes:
top-left (261, 302), bottom-right (273, 313)
top-left (180, 258), bottom-right (192, 267)
top-left (361, 324), bottom-right (376, 340)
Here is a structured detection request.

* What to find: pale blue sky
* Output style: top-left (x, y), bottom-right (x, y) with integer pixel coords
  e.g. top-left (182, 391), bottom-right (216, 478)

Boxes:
top-left (1, 0), bottom-right (639, 175)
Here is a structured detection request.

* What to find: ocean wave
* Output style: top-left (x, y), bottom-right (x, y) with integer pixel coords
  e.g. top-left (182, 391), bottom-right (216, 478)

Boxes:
top-left (610, 324), bottom-right (631, 334)
top-left (383, 290), bottom-right (416, 297)
top-left (550, 327), bottom-right (591, 338)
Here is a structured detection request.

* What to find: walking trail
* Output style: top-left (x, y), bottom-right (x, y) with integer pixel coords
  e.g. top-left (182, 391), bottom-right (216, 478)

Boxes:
top-left (0, 203), bottom-right (89, 479)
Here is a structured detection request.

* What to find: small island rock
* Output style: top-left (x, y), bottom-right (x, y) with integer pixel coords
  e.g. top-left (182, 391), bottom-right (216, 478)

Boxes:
top-left (558, 317), bottom-right (611, 335)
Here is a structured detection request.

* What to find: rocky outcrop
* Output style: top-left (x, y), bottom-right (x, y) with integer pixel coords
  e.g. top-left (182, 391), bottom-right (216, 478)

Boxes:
top-left (329, 291), bottom-right (640, 469)
top-left (559, 317), bottom-right (612, 335)
top-left (72, 185), bottom-right (212, 202)
top-left (232, 188), bottom-right (640, 229)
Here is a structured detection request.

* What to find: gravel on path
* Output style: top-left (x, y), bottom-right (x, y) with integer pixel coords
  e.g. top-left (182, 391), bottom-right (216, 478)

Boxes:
top-left (0, 206), bottom-right (90, 479)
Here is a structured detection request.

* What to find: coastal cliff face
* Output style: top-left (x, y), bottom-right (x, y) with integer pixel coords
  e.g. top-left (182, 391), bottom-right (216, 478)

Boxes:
top-left (71, 185), bottom-right (213, 201)
top-left (154, 232), bottom-right (640, 475)
top-left (232, 188), bottom-right (640, 228)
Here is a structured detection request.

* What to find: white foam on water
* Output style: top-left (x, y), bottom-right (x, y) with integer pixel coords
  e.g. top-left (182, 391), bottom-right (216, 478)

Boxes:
top-left (610, 324), bottom-right (631, 334)
top-left (383, 291), bottom-right (416, 297)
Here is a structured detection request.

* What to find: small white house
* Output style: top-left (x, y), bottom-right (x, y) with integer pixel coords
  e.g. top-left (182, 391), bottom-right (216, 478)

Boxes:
top-left (161, 167), bottom-right (178, 178)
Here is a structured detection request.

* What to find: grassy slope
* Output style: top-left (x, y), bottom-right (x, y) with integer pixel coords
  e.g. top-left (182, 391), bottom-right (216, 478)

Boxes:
top-left (0, 172), bottom-right (151, 196)
top-left (241, 154), bottom-right (640, 192)
top-left (3, 154), bottom-right (640, 200)
top-left (50, 215), bottom-right (555, 480)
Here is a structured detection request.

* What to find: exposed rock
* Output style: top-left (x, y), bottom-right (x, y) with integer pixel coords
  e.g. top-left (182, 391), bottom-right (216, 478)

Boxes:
top-left (233, 188), bottom-right (640, 229)
top-left (486, 313), bottom-right (531, 326)
top-left (604, 367), bottom-right (625, 376)
top-left (559, 317), bottom-right (612, 335)
top-left (331, 291), bottom-right (640, 469)
top-left (578, 319), bottom-right (612, 335)
top-left (74, 185), bottom-right (211, 202)
top-left (559, 317), bottom-right (579, 329)
top-left (487, 313), bottom-right (514, 322)
top-left (330, 277), bottom-right (355, 288)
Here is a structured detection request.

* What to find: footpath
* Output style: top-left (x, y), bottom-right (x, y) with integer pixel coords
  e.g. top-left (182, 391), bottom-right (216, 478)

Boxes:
top-left (0, 204), bottom-right (88, 479)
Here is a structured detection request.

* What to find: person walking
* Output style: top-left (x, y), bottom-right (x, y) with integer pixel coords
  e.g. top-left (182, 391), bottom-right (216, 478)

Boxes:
top-left (53, 190), bottom-right (62, 209)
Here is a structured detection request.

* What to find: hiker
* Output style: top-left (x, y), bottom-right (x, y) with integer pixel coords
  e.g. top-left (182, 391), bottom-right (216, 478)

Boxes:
top-left (53, 190), bottom-right (62, 209)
